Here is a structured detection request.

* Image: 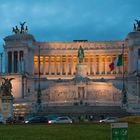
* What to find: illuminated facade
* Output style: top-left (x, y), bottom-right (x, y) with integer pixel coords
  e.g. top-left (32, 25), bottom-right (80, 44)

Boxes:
top-left (0, 29), bottom-right (140, 116)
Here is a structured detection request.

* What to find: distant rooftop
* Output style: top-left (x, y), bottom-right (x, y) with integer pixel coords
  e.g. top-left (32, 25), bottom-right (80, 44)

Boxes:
top-left (73, 40), bottom-right (88, 42)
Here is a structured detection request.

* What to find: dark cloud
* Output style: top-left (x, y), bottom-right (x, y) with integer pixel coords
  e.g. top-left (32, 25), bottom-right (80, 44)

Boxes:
top-left (0, 0), bottom-right (140, 50)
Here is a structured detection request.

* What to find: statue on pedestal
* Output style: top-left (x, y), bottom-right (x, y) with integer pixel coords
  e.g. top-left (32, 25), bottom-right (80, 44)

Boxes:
top-left (20, 22), bottom-right (26, 33)
top-left (76, 46), bottom-right (87, 77)
top-left (78, 46), bottom-right (84, 63)
top-left (0, 78), bottom-right (14, 119)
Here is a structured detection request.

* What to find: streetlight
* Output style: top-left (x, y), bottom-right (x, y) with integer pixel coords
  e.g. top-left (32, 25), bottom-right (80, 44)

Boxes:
top-left (122, 44), bottom-right (127, 107)
top-left (37, 46), bottom-right (42, 112)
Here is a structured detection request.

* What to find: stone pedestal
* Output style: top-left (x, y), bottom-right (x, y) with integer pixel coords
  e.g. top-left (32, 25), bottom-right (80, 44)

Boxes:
top-left (76, 63), bottom-right (87, 77)
top-left (1, 96), bottom-right (14, 119)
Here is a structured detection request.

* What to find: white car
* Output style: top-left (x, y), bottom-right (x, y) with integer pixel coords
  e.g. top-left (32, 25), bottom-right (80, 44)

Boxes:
top-left (99, 117), bottom-right (117, 123)
top-left (48, 116), bottom-right (72, 124)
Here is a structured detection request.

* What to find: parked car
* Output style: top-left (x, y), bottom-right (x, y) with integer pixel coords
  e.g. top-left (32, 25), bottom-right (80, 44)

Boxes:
top-left (6, 117), bottom-right (16, 124)
top-left (24, 116), bottom-right (48, 124)
top-left (46, 115), bottom-right (60, 123)
top-left (99, 117), bottom-right (118, 123)
top-left (48, 116), bottom-right (72, 124)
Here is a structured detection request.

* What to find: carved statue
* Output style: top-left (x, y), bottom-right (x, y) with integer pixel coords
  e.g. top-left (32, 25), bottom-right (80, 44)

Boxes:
top-left (0, 78), bottom-right (14, 96)
top-left (133, 23), bottom-right (136, 31)
top-left (15, 26), bottom-right (20, 33)
top-left (78, 46), bottom-right (84, 63)
top-left (25, 26), bottom-right (28, 33)
top-left (20, 22), bottom-right (26, 33)
top-left (135, 19), bottom-right (140, 31)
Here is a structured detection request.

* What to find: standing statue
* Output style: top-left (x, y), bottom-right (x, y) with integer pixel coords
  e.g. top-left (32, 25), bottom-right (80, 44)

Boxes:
top-left (78, 46), bottom-right (84, 63)
top-left (15, 26), bottom-right (20, 33)
top-left (0, 78), bottom-right (14, 96)
top-left (20, 22), bottom-right (26, 33)
top-left (133, 23), bottom-right (136, 31)
top-left (135, 19), bottom-right (140, 31)
top-left (25, 26), bottom-right (28, 33)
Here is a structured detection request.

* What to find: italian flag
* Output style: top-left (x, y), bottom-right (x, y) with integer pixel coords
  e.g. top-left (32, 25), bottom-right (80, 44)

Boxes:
top-left (109, 54), bottom-right (123, 71)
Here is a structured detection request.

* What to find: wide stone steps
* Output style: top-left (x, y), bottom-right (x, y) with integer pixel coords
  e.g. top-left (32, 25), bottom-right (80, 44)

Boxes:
top-left (40, 105), bottom-right (130, 117)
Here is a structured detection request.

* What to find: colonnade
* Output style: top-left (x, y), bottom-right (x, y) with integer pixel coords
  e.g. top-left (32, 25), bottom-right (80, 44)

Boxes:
top-left (34, 54), bottom-right (128, 76)
top-left (7, 50), bottom-right (24, 73)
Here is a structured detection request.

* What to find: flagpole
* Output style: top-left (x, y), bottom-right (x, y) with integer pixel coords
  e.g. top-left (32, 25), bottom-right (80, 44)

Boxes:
top-left (122, 43), bottom-right (127, 107)
top-left (37, 45), bottom-right (42, 112)
top-left (122, 44), bottom-right (125, 88)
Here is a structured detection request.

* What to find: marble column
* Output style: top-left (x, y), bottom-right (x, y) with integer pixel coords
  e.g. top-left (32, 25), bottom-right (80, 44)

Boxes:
top-left (66, 55), bottom-right (68, 75)
top-left (111, 55), bottom-right (113, 74)
top-left (43, 56), bottom-right (46, 75)
top-left (17, 51), bottom-right (20, 73)
top-left (12, 51), bottom-right (14, 73)
top-left (94, 55), bottom-right (96, 74)
top-left (49, 56), bottom-right (51, 75)
top-left (59, 55), bottom-right (62, 75)
top-left (5, 51), bottom-right (8, 73)
top-left (105, 55), bottom-right (107, 75)
top-left (71, 55), bottom-right (74, 75)
top-left (88, 55), bottom-right (90, 75)
top-left (54, 55), bottom-right (57, 75)
top-left (99, 55), bottom-right (102, 75)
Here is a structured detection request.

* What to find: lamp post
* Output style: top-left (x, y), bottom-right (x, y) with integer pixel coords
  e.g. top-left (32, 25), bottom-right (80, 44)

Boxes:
top-left (37, 46), bottom-right (42, 112)
top-left (122, 44), bottom-right (127, 106)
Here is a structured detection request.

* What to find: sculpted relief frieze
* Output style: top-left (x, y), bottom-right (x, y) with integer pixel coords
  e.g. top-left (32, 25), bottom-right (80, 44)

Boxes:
top-left (45, 85), bottom-right (77, 101)
top-left (42, 82), bottom-right (121, 103)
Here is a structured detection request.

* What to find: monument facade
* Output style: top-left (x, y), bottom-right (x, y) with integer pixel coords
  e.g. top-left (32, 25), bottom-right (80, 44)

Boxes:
top-left (0, 22), bottom-right (140, 117)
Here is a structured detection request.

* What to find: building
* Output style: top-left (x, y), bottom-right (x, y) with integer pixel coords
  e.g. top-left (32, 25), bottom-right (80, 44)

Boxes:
top-left (0, 23), bottom-right (140, 117)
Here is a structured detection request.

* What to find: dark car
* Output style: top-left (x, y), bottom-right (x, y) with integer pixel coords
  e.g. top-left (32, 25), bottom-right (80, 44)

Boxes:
top-left (6, 117), bottom-right (16, 124)
top-left (24, 116), bottom-right (48, 124)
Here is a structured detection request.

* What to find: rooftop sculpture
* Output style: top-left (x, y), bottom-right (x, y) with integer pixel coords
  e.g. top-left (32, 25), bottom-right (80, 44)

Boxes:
top-left (12, 22), bottom-right (28, 34)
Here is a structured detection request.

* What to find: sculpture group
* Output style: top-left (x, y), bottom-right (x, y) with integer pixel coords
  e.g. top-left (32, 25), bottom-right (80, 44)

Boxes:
top-left (13, 22), bottom-right (28, 34)
top-left (0, 78), bottom-right (14, 96)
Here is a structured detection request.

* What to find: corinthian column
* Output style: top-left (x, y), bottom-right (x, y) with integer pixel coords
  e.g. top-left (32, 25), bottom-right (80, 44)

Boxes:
top-left (54, 55), bottom-right (57, 75)
top-left (94, 55), bottom-right (96, 74)
top-left (71, 55), bottom-right (74, 75)
top-left (12, 51), bottom-right (14, 73)
top-left (5, 51), bottom-right (8, 73)
top-left (17, 51), bottom-right (20, 73)
top-left (99, 55), bottom-right (102, 75)
top-left (66, 55), bottom-right (68, 75)
top-left (88, 55), bottom-right (91, 75)
top-left (43, 56), bottom-right (46, 76)
top-left (105, 55), bottom-right (107, 75)
top-left (60, 55), bottom-right (62, 75)
top-left (49, 56), bottom-right (51, 75)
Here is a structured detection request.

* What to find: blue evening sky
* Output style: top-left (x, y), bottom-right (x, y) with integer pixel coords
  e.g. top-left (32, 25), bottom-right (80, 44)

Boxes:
top-left (0, 0), bottom-right (139, 52)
